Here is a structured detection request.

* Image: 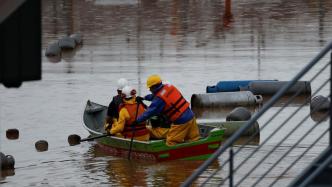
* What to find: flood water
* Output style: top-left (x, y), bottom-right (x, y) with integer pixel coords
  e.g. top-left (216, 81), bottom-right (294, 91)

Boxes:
top-left (1, 0), bottom-right (332, 186)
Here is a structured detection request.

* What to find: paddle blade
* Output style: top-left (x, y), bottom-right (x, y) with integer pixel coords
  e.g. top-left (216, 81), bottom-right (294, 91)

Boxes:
top-left (68, 134), bottom-right (81, 146)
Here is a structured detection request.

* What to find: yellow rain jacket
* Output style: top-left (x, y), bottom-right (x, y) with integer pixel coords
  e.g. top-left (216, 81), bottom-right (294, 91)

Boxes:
top-left (147, 126), bottom-right (169, 139)
top-left (108, 97), bottom-right (150, 141)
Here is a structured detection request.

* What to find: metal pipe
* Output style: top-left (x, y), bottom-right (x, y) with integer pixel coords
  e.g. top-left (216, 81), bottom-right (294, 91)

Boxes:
top-left (247, 81), bottom-right (311, 96)
top-left (191, 91), bottom-right (263, 108)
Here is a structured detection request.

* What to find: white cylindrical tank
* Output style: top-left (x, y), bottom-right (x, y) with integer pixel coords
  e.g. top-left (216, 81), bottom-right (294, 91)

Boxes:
top-left (191, 91), bottom-right (263, 108)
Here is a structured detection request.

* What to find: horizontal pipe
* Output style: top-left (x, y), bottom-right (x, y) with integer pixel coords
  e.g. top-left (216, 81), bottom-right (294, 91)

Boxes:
top-left (191, 91), bottom-right (263, 108)
top-left (206, 80), bottom-right (277, 93)
top-left (247, 81), bottom-right (311, 95)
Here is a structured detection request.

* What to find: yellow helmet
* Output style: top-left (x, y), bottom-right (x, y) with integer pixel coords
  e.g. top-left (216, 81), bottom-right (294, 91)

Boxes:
top-left (146, 74), bottom-right (162, 88)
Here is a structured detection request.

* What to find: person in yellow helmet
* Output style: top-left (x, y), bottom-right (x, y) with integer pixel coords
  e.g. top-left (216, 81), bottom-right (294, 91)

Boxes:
top-left (133, 74), bottom-right (201, 146)
top-left (106, 85), bottom-right (150, 141)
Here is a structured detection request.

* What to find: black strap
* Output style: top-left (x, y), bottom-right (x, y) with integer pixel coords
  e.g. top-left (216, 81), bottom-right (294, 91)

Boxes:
top-left (128, 102), bottom-right (140, 160)
top-left (164, 95), bottom-right (184, 114)
top-left (167, 99), bottom-right (188, 119)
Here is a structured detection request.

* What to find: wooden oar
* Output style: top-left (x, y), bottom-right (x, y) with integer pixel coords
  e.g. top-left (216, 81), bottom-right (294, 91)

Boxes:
top-left (68, 133), bottom-right (110, 146)
top-left (127, 102), bottom-right (140, 159)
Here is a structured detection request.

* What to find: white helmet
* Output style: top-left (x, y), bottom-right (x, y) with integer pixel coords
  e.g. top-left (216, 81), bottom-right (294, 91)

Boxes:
top-left (117, 78), bottom-right (128, 91)
top-left (122, 85), bottom-right (134, 99)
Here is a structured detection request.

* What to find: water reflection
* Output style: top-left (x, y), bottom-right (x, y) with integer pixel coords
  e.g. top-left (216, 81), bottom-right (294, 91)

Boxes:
top-left (234, 136), bottom-right (260, 146)
top-left (192, 95), bottom-right (309, 120)
top-left (193, 106), bottom-right (259, 119)
top-left (0, 169), bottom-right (15, 182)
top-left (310, 111), bottom-right (329, 122)
top-left (84, 144), bottom-right (223, 186)
top-left (79, 124), bottom-right (258, 186)
top-left (1, 0), bottom-right (331, 186)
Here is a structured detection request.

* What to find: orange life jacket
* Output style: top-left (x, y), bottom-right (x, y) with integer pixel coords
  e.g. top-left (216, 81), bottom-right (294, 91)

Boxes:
top-left (156, 84), bottom-right (190, 122)
top-left (119, 102), bottom-right (149, 138)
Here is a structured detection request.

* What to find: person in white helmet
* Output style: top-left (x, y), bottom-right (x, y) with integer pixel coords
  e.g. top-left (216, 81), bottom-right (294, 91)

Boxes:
top-left (106, 85), bottom-right (150, 141)
top-left (104, 78), bottom-right (129, 131)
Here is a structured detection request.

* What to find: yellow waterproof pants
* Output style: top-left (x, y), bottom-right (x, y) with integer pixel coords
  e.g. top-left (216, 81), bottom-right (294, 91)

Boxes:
top-left (114, 133), bottom-right (150, 141)
top-left (133, 133), bottom-right (150, 141)
top-left (148, 127), bottom-right (169, 139)
top-left (166, 118), bottom-right (201, 146)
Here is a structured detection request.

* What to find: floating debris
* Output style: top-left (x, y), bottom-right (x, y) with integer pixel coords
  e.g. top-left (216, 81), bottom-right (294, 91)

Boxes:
top-left (0, 152), bottom-right (7, 169)
top-left (6, 128), bottom-right (19, 140)
top-left (247, 81), bottom-right (311, 96)
top-left (310, 95), bottom-right (330, 112)
top-left (58, 36), bottom-right (76, 49)
top-left (67, 134), bottom-right (81, 146)
top-left (0, 152), bottom-right (15, 170)
top-left (35, 140), bottom-right (48, 152)
top-left (5, 155), bottom-right (15, 169)
top-left (45, 42), bottom-right (61, 57)
top-left (226, 107), bottom-right (252, 121)
top-left (206, 80), bottom-right (276, 93)
top-left (70, 33), bottom-right (83, 45)
top-left (310, 95), bottom-right (330, 122)
top-left (191, 91), bottom-right (263, 108)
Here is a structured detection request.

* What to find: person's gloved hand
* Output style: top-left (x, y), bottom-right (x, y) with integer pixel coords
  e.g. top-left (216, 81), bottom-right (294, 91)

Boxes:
top-left (136, 96), bottom-right (144, 103)
top-left (104, 122), bottom-right (112, 132)
top-left (144, 94), bottom-right (154, 101)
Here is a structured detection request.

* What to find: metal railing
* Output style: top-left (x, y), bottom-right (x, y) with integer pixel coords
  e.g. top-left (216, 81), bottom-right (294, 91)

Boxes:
top-left (182, 41), bottom-right (332, 187)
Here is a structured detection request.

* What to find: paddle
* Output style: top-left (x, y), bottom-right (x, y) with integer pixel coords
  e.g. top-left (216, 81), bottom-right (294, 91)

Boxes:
top-left (68, 133), bottom-right (110, 146)
top-left (127, 102), bottom-right (140, 160)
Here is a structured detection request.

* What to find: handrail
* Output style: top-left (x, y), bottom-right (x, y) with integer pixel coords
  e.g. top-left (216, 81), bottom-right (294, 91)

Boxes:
top-left (297, 151), bottom-right (332, 187)
top-left (181, 41), bottom-right (332, 187)
top-left (208, 77), bottom-right (330, 186)
top-left (288, 145), bottom-right (332, 187)
top-left (275, 128), bottom-right (329, 186)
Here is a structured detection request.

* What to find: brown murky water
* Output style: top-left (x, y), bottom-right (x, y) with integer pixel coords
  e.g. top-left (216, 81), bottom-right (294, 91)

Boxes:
top-left (1, 0), bottom-right (332, 186)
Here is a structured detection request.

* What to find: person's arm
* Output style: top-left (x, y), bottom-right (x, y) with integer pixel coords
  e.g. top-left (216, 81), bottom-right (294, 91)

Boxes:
top-left (110, 108), bottom-right (130, 135)
top-left (136, 97), bottom-right (165, 123)
top-left (104, 101), bottom-right (116, 131)
top-left (144, 94), bottom-right (154, 101)
top-left (135, 96), bottom-right (147, 109)
top-left (106, 98), bottom-right (116, 118)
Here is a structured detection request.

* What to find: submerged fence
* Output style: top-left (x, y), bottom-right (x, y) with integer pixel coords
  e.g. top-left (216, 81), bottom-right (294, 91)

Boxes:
top-left (182, 41), bottom-right (332, 187)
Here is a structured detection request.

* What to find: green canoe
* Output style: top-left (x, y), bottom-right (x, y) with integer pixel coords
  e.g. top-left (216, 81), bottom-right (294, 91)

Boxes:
top-left (83, 100), bottom-right (225, 161)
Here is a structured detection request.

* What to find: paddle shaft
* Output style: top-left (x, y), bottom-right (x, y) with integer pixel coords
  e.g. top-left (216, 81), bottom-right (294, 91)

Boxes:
top-left (81, 134), bottom-right (109, 142)
top-left (128, 102), bottom-right (140, 160)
